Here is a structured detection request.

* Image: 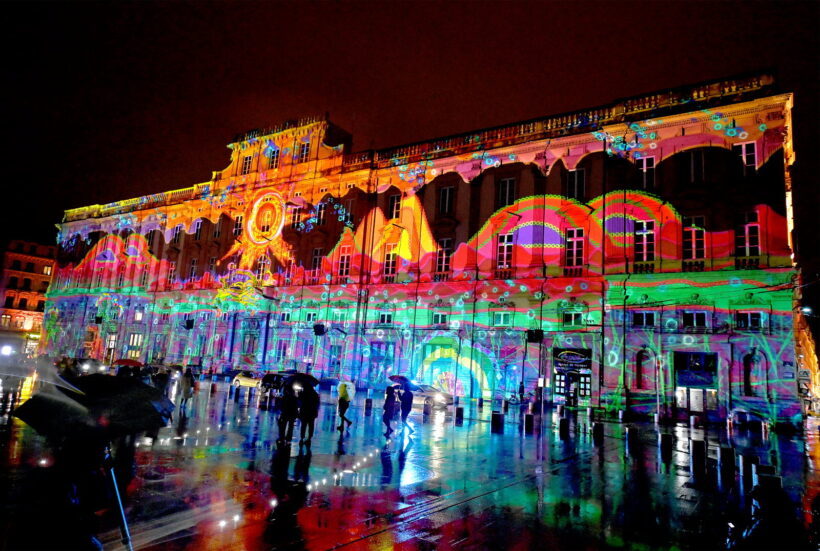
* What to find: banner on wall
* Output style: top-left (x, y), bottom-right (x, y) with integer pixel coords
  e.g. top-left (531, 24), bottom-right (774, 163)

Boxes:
top-left (552, 348), bottom-right (592, 372)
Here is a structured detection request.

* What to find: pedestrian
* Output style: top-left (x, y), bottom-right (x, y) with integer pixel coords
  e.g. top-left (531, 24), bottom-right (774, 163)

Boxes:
top-left (518, 380), bottom-right (525, 404)
top-left (277, 385), bottom-right (298, 445)
top-left (399, 387), bottom-right (414, 433)
top-left (299, 385), bottom-right (320, 444)
top-left (337, 382), bottom-right (354, 431)
top-left (383, 386), bottom-right (397, 436)
top-left (178, 367), bottom-right (195, 414)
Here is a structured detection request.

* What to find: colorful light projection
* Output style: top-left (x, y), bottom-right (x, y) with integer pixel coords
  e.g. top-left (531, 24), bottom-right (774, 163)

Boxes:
top-left (47, 81), bottom-right (805, 424)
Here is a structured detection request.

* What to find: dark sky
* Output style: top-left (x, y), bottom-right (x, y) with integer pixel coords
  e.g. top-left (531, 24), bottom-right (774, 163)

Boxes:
top-left (3, 0), bottom-right (818, 256)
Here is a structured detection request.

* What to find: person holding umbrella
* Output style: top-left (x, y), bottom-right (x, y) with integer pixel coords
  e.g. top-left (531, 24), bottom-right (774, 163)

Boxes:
top-left (337, 382), bottom-right (354, 431)
top-left (382, 386), bottom-right (398, 436)
top-left (277, 384), bottom-right (298, 445)
top-left (178, 367), bottom-right (195, 415)
top-left (298, 384), bottom-right (320, 444)
top-left (399, 386), bottom-right (414, 433)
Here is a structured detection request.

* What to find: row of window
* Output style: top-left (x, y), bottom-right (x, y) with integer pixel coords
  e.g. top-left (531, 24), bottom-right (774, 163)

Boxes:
top-left (240, 142), bottom-right (310, 175)
top-left (4, 277), bottom-right (50, 292)
top-left (3, 295), bottom-right (46, 311)
top-left (6, 260), bottom-right (52, 275)
top-left (0, 313), bottom-right (41, 331)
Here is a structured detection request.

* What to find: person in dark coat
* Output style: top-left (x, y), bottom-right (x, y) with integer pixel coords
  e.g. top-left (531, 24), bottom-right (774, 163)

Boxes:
top-left (383, 386), bottom-right (397, 436)
top-left (399, 388), bottom-right (414, 433)
top-left (277, 385), bottom-right (298, 445)
top-left (298, 386), bottom-right (320, 443)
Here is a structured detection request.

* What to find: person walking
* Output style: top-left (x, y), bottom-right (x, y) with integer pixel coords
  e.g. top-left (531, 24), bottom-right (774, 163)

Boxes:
top-left (299, 385), bottom-right (320, 444)
top-left (178, 367), bottom-right (195, 415)
top-left (278, 385), bottom-right (298, 445)
top-left (383, 386), bottom-right (398, 436)
top-left (399, 387), bottom-right (414, 433)
top-left (337, 382), bottom-right (354, 431)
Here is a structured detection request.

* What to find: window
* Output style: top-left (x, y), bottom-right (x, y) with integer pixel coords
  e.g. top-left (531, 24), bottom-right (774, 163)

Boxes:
top-left (212, 219), bottom-right (222, 239)
top-left (338, 246), bottom-right (351, 277)
top-left (493, 311), bottom-right (512, 326)
top-left (439, 186), bottom-right (454, 215)
top-left (94, 272), bottom-right (103, 288)
top-left (637, 156), bottom-right (655, 190)
top-left (208, 256), bottom-right (217, 274)
top-left (497, 178), bottom-right (516, 208)
top-left (687, 150), bottom-right (705, 183)
top-left (134, 308), bottom-right (144, 322)
top-left (43, 265), bottom-right (52, 275)
top-left (187, 258), bottom-right (197, 280)
top-left (233, 215), bottom-right (244, 237)
top-left (432, 312), bottom-right (448, 326)
top-left (166, 262), bottom-right (176, 286)
top-left (274, 339), bottom-right (289, 362)
top-left (682, 311), bottom-right (708, 330)
top-left (578, 374), bottom-right (592, 397)
top-left (566, 169), bottom-right (585, 201)
top-left (11, 260), bottom-right (20, 270)
top-left (563, 311), bottom-right (584, 326)
top-left (632, 312), bottom-right (656, 328)
top-left (305, 311), bottom-right (318, 323)
top-left (117, 272), bottom-right (125, 288)
top-left (288, 205), bottom-right (301, 227)
top-left (344, 199), bottom-right (355, 225)
top-left (554, 373), bottom-right (566, 395)
top-left (8, 277), bottom-right (17, 289)
top-left (435, 238), bottom-right (452, 277)
top-left (279, 311), bottom-right (291, 322)
top-left (3, 296), bottom-right (13, 308)
top-left (36, 300), bottom-right (45, 312)
top-left (25, 262), bottom-right (34, 272)
top-left (140, 269), bottom-right (149, 288)
top-left (260, 209), bottom-right (272, 232)
top-left (565, 228), bottom-right (584, 266)
top-left (0, 314), bottom-right (10, 327)
top-left (316, 203), bottom-right (327, 226)
top-left (172, 225), bottom-right (182, 244)
top-left (634, 221), bottom-right (655, 262)
top-left (311, 248), bottom-right (324, 271)
top-left (743, 353), bottom-right (757, 396)
top-left (735, 212), bottom-right (760, 257)
top-left (682, 216), bottom-right (706, 259)
top-left (383, 243), bottom-right (398, 281)
top-left (733, 142), bottom-right (756, 176)
top-left (496, 233), bottom-right (513, 269)
top-left (735, 312), bottom-right (763, 331)
top-left (193, 220), bottom-right (202, 240)
top-left (268, 148), bottom-right (280, 169)
top-left (256, 255), bottom-right (269, 279)
top-left (22, 278), bottom-right (31, 290)
top-left (297, 141), bottom-right (310, 163)
top-left (241, 155), bottom-right (253, 175)
top-left (18, 298), bottom-right (27, 310)
top-left (379, 311), bottom-right (393, 325)
top-left (128, 333), bottom-right (143, 347)
top-left (388, 194), bottom-right (401, 219)
top-left (241, 333), bottom-right (258, 355)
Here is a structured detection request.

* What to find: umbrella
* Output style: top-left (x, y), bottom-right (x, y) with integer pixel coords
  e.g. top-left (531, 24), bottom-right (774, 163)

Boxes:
top-left (14, 392), bottom-right (101, 440)
top-left (113, 359), bottom-right (143, 367)
top-left (388, 375), bottom-right (421, 391)
top-left (59, 374), bottom-right (174, 435)
top-left (284, 373), bottom-right (319, 390)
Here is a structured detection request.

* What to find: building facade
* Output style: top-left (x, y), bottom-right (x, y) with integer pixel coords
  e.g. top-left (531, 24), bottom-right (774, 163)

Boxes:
top-left (46, 73), bottom-right (814, 426)
top-left (1, 240), bottom-right (56, 357)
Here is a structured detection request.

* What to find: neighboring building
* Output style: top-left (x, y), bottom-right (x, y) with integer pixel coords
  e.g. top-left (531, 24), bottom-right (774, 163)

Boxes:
top-left (0, 240), bottom-right (56, 357)
top-left (46, 73), bottom-right (815, 427)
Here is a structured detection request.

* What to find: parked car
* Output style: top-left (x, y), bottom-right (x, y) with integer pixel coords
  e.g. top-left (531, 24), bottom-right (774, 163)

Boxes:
top-left (231, 370), bottom-right (262, 388)
top-left (407, 384), bottom-right (454, 409)
top-left (260, 370), bottom-right (299, 395)
top-left (76, 358), bottom-right (109, 374)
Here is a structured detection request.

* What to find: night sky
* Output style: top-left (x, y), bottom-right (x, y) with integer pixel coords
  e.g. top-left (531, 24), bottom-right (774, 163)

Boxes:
top-left (3, 0), bottom-right (818, 280)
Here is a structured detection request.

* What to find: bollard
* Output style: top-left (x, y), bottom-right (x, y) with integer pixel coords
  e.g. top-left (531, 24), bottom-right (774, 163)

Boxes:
top-left (491, 411), bottom-right (504, 433)
top-left (233, 387), bottom-right (242, 402)
top-left (626, 425), bottom-right (640, 453)
top-left (587, 407), bottom-right (595, 421)
top-left (690, 438), bottom-right (707, 474)
top-left (478, 397), bottom-right (484, 409)
top-left (528, 402), bottom-right (536, 414)
top-left (228, 385), bottom-right (235, 398)
top-left (618, 410), bottom-right (625, 423)
top-left (592, 422), bottom-right (604, 445)
top-left (524, 413), bottom-right (534, 434)
top-left (364, 398), bottom-right (373, 416)
top-left (719, 446), bottom-right (736, 472)
top-left (502, 400), bottom-right (509, 413)
top-left (659, 432), bottom-right (674, 460)
top-left (559, 417), bottom-right (570, 439)
top-left (653, 413), bottom-right (660, 425)
top-left (455, 406), bottom-right (464, 425)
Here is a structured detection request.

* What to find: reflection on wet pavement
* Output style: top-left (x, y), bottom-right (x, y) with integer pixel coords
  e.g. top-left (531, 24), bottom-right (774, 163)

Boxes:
top-left (1, 383), bottom-right (816, 550)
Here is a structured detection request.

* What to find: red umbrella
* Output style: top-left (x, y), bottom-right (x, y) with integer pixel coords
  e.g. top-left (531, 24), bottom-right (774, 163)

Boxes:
top-left (113, 359), bottom-right (143, 367)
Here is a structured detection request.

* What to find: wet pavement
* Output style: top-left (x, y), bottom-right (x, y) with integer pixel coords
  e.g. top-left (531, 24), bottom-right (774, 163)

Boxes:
top-left (1, 382), bottom-right (817, 550)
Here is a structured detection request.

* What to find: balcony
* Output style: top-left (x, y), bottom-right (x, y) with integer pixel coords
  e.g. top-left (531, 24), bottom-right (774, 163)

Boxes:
top-left (682, 260), bottom-right (706, 272)
top-left (632, 261), bottom-right (655, 274)
top-left (562, 266), bottom-right (583, 277)
top-left (735, 256), bottom-right (761, 270)
top-left (383, 274), bottom-right (396, 283)
top-left (494, 268), bottom-right (513, 280)
top-left (432, 271), bottom-right (450, 282)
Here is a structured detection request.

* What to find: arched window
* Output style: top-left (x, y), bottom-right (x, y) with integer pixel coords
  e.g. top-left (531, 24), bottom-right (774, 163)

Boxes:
top-left (743, 353), bottom-right (756, 396)
top-left (635, 350), bottom-right (648, 390)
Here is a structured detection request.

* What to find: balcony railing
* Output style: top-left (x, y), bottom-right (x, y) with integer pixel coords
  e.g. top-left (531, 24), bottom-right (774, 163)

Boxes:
top-left (682, 260), bottom-right (706, 272)
top-left (494, 268), bottom-right (513, 280)
top-left (735, 256), bottom-right (761, 269)
top-left (432, 271), bottom-right (451, 282)
top-left (632, 261), bottom-right (655, 274)
top-left (562, 266), bottom-right (583, 277)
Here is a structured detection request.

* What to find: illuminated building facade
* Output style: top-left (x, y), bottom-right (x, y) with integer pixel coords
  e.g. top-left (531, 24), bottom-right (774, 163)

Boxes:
top-left (47, 73), bottom-right (814, 426)
top-left (1, 240), bottom-right (56, 356)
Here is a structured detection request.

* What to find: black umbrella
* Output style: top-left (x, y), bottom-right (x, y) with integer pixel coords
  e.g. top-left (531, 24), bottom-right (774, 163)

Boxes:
top-left (388, 375), bottom-right (420, 391)
top-left (284, 373), bottom-right (319, 390)
top-left (59, 374), bottom-right (174, 435)
top-left (14, 392), bottom-right (101, 440)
